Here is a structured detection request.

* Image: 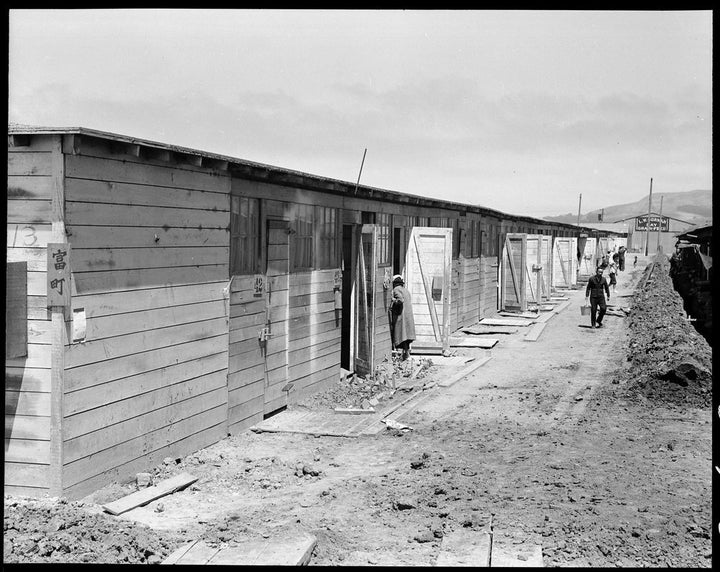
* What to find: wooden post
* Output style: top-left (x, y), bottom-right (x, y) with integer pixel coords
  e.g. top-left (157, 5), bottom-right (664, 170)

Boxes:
top-left (50, 135), bottom-right (69, 497)
top-left (645, 178), bottom-right (653, 256)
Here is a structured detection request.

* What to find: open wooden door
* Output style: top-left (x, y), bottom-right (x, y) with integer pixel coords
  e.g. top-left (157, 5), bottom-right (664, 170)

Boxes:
top-left (552, 236), bottom-right (578, 289)
top-left (263, 219), bottom-right (290, 415)
top-left (404, 227), bottom-right (452, 353)
top-left (579, 236), bottom-right (595, 278)
top-left (524, 235), bottom-right (545, 307)
top-left (501, 233), bottom-right (527, 312)
top-left (354, 224), bottom-right (377, 377)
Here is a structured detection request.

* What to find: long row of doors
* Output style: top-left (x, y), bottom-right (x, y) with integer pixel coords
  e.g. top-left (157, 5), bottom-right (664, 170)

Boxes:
top-left (256, 223), bottom-right (583, 415)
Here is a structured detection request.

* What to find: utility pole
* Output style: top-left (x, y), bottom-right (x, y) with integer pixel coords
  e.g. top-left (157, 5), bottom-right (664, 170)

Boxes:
top-left (644, 178), bottom-right (653, 256)
top-left (576, 193), bottom-right (582, 226)
top-left (656, 195), bottom-right (664, 253)
top-left (354, 148), bottom-right (367, 194)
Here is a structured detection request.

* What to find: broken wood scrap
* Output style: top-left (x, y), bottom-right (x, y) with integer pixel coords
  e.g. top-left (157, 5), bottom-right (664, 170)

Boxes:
top-left (102, 472), bottom-right (198, 516)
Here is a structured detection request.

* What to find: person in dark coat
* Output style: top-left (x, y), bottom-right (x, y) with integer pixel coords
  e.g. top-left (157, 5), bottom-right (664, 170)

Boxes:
top-left (585, 266), bottom-right (610, 329)
top-left (617, 245), bottom-right (626, 271)
top-left (389, 274), bottom-right (416, 360)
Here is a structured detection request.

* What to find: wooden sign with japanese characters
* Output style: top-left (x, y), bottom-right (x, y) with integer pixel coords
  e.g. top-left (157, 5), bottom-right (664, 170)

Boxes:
top-left (47, 243), bottom-right (71, 307)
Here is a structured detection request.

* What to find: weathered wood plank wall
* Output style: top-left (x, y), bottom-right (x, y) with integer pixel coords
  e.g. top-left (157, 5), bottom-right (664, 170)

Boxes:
top-left (59, 138), bottom-right (231, 498)
top-left (6, 135), bottom-right (55, 496)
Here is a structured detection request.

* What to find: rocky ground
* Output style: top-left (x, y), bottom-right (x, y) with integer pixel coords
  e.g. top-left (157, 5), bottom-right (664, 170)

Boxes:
top-left (3, 255), bottom-right (712, 566)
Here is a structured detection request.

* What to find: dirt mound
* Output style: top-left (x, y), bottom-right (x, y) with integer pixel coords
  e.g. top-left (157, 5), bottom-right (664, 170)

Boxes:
top-left (620, 257), bottom-right (712, 408)
top-left (3, 496), bottom-right (183, 564)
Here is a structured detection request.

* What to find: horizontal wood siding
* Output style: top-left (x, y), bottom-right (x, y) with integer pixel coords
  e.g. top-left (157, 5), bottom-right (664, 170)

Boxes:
top-left (5, 136), bottom-right (56, 495)
top-left (60, 144), bottom-right (231, 497)
top-left (479, 255), bottom-right (499, 318)
top-left (458, 256), bottom-right (481, 327)
top-left (288, 269), bottom-right (342, 397)
top-left (227, 275), bottom-right (265, 434)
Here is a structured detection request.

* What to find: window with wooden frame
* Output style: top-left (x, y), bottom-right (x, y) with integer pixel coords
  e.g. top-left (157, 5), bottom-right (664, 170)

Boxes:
top-left (293, 203), bottom-right (314, 270)
top-left (377, 212), bottom-right (391, 266)
top-left (315, 206), bottom-right (339, 269)
top-left (230, 196), bottom-right (259, 275)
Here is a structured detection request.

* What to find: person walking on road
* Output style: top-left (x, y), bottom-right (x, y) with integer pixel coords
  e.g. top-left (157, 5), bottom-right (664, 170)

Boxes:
top-left (389, 274), bottom-right (416, 360)
top-left (633, 255), bottom-right (638, 268)
top-left (585, 266), bottom-right (610, 329)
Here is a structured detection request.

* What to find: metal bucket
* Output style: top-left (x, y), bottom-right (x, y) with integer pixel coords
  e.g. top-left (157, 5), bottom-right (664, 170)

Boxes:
top-left (580, 305), bottom-right (591, 316)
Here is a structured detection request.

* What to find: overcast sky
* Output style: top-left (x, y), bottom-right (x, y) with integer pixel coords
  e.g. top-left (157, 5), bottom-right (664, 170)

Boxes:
top-left (8, 9), bottom-right (712, 217)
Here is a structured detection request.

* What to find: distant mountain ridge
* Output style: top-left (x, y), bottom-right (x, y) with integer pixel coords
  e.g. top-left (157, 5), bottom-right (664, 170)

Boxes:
top-left (543, 189), bottom-right (712, 226)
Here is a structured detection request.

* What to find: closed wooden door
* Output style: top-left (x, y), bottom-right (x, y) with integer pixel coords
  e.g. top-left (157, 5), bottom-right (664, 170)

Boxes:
top-left (264, 219), bottom-right (290, 414)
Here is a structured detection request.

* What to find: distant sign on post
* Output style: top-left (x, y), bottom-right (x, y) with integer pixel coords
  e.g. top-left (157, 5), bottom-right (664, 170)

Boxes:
top-left (635, 215), bottom-right (669, 232)
top-left (47, 243), bottom-right (71, 307)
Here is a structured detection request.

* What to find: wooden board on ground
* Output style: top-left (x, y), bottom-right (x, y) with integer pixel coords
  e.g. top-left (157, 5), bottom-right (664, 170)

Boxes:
top-left (553, 300), bottom-right (571, 314)
top-left (429, 356), bottom-right (476, 367)
top-left (490, 543), bottom-right (543, 567)
top-left (163, 535), bottom-right (316, 565)
top-left (462, 325), bottom-right (519, 335)
top-left (102, 472), bottom-right (198, 516)
top-left (411, 344), bottom-right (445, 355)
top-left (523, 322), bottom-right (546, 342)
top-left (450, 337), bottom-right (499, 348)
top-left (479, 318), bottom-right (534, 327)
top-left (436, 528), bottom-right (491, 567)
top-left (498, 311), bottom-right (538, 319)
top-left (438, 356), bottom-right (492, 387)
top-left (550, 296), bottom-right (569, 301)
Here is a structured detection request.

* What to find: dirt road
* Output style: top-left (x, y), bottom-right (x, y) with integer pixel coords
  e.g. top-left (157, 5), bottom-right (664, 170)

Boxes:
top-left (4, 256), bottom-right (712, 566)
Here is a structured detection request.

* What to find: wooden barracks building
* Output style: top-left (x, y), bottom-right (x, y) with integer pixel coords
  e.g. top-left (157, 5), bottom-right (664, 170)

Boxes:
top-left (6, 126), bottom-right (621, 498)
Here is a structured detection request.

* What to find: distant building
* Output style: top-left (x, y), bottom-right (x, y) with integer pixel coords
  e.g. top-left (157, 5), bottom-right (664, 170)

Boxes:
top-left (613, 212), bottom-right (694, 254)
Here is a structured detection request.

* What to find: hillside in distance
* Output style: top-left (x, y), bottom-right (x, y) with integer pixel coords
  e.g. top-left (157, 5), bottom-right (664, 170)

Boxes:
top-left (543, 189), bottom-right (712, 226)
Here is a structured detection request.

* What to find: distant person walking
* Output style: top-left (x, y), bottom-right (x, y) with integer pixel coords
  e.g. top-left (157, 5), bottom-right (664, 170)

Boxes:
top-left (608, 260), bottom-right (618, 292)
top-left (585, 266), bottom-right (610, 329)
top-left (388, 274), bottom-right (416, 360)
top-left (633, 255), bottom-right (638, 268)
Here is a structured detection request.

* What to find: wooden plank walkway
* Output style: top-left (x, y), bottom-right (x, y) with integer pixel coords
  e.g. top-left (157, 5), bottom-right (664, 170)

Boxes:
top-left (251, 409), bottom-right (382, 437)
top-left (479, 318), bottom-right (535, 327)
top-left (163, 535), bottom-right (316, 565)
top-left (436, 528), bottom-right (491, 566)
top-left (437, 356), bottom-right (492, 387)
top-left (523, 322), bottom-right (546, 342)
top-left (450, 337), bottom-right (499, 348)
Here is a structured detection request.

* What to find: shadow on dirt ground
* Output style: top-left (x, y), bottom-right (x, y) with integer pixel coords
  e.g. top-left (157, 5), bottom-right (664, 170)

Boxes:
top-left (3, 255), bottom-right (712, 566)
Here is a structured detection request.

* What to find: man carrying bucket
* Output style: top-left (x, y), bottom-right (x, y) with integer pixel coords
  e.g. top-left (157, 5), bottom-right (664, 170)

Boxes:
top-left (584, 266), bottom-right (610, 329)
